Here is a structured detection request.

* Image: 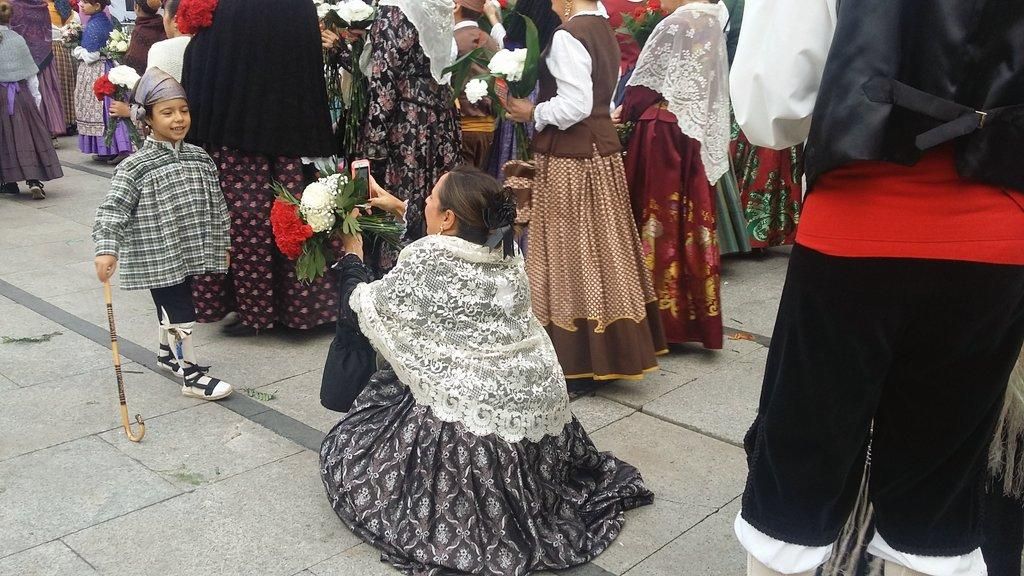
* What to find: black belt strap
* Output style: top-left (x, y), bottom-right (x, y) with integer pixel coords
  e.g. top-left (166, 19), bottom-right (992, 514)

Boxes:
top-left (862, 77), bottom-right (1022, 150)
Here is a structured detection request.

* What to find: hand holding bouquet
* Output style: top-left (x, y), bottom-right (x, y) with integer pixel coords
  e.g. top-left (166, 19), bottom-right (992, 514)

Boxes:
top-left (93, 65), bottom-right (142, 148)
top-left (270, 161), bottom-right (402, 282)
top-left (446, 14), bottom-right (541, 160)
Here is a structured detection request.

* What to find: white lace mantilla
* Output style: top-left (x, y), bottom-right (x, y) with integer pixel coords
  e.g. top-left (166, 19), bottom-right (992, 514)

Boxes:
top-left (627, 3), bottom-right (732, 184)
top-left (350, 235), bottom-right (572, 443)
top-left (379, 0), bottom-right (456, 85)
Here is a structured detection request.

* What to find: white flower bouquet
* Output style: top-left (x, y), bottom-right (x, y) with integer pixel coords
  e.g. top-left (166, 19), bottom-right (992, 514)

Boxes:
top-left (445, 15), bottom-right (542, 160)
top-left (316, 0), bottom-right (375, 29)
top-left (61, 21), bottom-right (83, 49)
top-left (270, 161), bottom-right (402, 282)
top-left (101, 28), bottom-right (131, 63)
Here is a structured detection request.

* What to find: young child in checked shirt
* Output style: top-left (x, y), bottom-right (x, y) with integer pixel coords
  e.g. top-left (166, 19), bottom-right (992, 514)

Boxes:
top-left (92, 67), bottom-right (233, 400)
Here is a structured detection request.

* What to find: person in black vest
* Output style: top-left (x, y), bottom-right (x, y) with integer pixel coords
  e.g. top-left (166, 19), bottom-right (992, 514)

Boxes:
top-left (729, 0), bottom-right (1024, 575)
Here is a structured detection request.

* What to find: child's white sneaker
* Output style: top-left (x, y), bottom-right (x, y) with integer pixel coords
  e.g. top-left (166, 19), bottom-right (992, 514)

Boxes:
top-left (180, 363), bottom-right (233, 401)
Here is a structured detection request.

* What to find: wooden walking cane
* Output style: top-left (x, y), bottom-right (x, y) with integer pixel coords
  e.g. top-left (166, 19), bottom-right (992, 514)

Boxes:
top-left (103, 281), bottom-right (146, 442)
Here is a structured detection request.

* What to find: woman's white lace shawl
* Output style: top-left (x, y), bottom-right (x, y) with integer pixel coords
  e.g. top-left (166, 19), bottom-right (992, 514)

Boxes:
top-left (350, 235), bottom-right (572, 443)
top-left (379, 0), bottom-right (455, 85)
top-left (627, 3), bottom-right (732, 184)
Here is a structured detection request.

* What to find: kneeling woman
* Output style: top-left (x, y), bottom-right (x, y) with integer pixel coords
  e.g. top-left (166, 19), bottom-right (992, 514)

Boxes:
top-left (320, 166), bottom-right (653, 575)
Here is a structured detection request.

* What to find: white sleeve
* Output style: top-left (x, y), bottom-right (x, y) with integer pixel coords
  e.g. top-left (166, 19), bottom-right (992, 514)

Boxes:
top-left (27, 75), bottom-right (42, 108)
top-left (730, 0), bottom-right (838, 149)
top-left (82, 50), bottom-right (102, 64)
top-left (490, 22), bottom-right (507, 48)
top-left (534, 30), bottom-right (593, 132)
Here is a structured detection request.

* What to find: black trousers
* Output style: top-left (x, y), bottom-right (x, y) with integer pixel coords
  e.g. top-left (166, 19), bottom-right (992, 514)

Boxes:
top-left (151, 281), bottom-right (197, 325)
top-left (742, 246), bottom-right (1024, 556)
top-left (982, 487), bottom-right (1024, 576)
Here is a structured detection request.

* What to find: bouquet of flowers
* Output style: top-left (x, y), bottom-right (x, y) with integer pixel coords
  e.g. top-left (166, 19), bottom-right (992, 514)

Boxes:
top-left (60, 20), bottom-right (83, 49)
top-left (101, 28), bottom-right (131, 63)
top-left (447, 14), bottom-right (541, 160)
top-left (318, 0), bottom-right (376, 157)
top-left (619, 0), bottom-right (668, 50)
top-left (93, 65), bottom-right (142, 148)
top-left (270, 161), bottom-right (402, 282)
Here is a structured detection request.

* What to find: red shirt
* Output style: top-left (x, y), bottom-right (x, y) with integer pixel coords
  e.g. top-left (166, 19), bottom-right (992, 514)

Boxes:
top-left (603, 0), bottom-right (643, 71)
top-left (797, 146), bottom-right (1024, 265)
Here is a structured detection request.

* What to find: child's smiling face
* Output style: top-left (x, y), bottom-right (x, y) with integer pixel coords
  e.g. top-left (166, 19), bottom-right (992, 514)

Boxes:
top-left (147, 98), bottom-right (191, 144)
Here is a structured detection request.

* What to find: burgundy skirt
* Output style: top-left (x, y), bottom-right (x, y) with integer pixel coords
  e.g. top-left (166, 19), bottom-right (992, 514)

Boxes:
top-left (0, 80), bottom-right (64, 183)
top-left (191, 148), bottom-right (339, 330)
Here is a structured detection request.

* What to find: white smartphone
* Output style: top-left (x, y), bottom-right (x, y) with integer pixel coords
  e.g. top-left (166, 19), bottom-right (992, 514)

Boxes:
top-left (351, 159), bottom-right (371, 194)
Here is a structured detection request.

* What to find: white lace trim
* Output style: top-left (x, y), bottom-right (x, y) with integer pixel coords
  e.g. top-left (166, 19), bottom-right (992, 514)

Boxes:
top-left (379, 0), bottom-right (456, 85)
top-left (350, 235), bottom-right (572, 443)
top-left (627, 3), bottom-right (732, 184)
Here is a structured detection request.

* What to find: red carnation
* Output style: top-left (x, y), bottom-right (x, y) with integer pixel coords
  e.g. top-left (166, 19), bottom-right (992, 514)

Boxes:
top-left (497, 0), bottom-right (508, 8)
top-left (633, 7), bottom-right (646, 19)
top-left (270, 199), bottom-right (314, 260)
top-left (648, 0), bottom-right (662, 12)
top-left (69, 0), bottom-right (79, 12)
top-left (93, 75), bottom-right (116, 101)
top-left (175, 0), bottom-right (219, 35)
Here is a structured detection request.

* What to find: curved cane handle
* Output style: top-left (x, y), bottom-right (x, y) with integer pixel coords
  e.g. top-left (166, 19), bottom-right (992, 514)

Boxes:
top-left (120, 405), bottom-right (146, 442)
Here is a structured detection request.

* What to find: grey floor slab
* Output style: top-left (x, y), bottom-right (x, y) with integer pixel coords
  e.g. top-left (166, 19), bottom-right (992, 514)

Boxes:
top-left (308, 543), bottom-right (399, 576)
top-left (0, 540), bottom-right (99, 576)
top-left (0, 365), bottom-right (201, 461)
top-left (0, 238), bottom-right (97, 275)
top-left (623, 499), bottom-right (744, 576)
top-left (2, 260), bottom-right (104, 300)
top-left (589, 413), bottom-right (745, 508)
top-left (64, 451), bottom-right (359, 576)
top-left (253, 369), bottom-right (343, 434)
top-left (99, 403), bottom-right (304, 490)
top-left (569, 395), bottom-right (636, 433)
top-left (720, 259), bottom-right (788, 339)
top-left (0, 303), bottom-right (114, 386)
top-left (596, 338), bottom-right (762, 410)
top-left (0, 374), bottom-right (18, 391)
top-left (0, 436), bottom-right (181, 558)
top-left (592, 498), bottom-right (713, 575)
top-left (0, 219), bottom-right (93, 249)
top-left (195, 331), bottom-right (333, 390)
top-left (644, 348), bottom-right (769, 446)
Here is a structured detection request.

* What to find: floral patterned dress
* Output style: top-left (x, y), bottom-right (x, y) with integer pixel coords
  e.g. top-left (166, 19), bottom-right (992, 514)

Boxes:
top-left (364, 5), bottom-right (461, 241)
top-left (731, 119), bottom-right (804, 249)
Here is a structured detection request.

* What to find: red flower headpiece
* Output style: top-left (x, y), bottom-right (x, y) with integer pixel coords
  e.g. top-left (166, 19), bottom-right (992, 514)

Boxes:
top-left (175, 0), bottom-right (219, 35)
top-left (93, 75), bottom-right (117, 101)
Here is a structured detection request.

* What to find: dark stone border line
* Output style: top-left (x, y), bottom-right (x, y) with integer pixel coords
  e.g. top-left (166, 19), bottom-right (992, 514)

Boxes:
top-left (0, 278), bottom-right (325, 452)
top-left (61, 160), bottom-right (116, 180)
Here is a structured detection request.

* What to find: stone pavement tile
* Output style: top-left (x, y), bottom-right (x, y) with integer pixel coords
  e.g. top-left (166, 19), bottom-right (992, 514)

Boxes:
top-left (570, 395), bottom-right (635, 433)
top-left (0, 220), bottom-right (93, 248)
top-left (623, 499), bottom-right (744, 576)
top-left (643, 348), bottom-right (768, 447)
top-left (0, 365), bottom-right (201, 461)
top-left (0, 436), bottom-right (181, 558)
top-left (0, 374), bottom-right (18, 391)
top-left (593, 498), bottom-right (713, 575)
top-left (99, 403), bottom-right (304, 490)
top-left (0, 306), bottom-right (116, 387)
top-left (0, 238), bottom-right (96, 275)
top-left (720, 260), bottom-right (788, 339)
top-left (308, 543), bottom-right (399, 576)
top-left (64, 451), bottom-right (360, 576)
top-left (0, 202), bottom-right (70, 232)
top-left (47, 286), bottom-right (156, 328)
top-left (195, 330), bottom-right (334, 390)
top-left (596, 339), bottom-right (762, 410)
top-left (255, 369), bottom-right (342, 434)
top-left (589, 413), bottom-right (745, 507)
top-left (3, 260), bottom-right (102, 299)
top-left (0, 540), bottom-right (100, 576)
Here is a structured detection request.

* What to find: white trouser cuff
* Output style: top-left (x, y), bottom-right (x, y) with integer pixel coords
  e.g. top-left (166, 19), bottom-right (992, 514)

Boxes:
top-left (867, 532), bottom-right (987, 576)
top-left (734, 512), bottom-right (834, 574)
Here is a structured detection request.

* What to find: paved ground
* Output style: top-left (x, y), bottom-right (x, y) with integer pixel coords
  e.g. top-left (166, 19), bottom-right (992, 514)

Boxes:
top-left (0, 136), bottom-right (793, 576)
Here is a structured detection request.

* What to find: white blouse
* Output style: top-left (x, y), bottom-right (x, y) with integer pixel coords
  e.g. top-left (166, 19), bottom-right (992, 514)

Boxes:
top-left (533, 4), bottom-right (610, 132)
top-left (729, 0), bottom-right (837, 150)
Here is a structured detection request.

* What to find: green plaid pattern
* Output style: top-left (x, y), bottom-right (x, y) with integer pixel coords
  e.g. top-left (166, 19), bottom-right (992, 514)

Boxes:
top-left (93, 140), bottom-right (231, 290)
